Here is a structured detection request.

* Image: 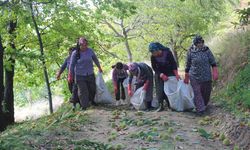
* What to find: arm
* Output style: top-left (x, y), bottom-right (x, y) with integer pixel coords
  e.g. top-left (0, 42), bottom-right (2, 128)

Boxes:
top-left (168, 51), bottom-right (178, 71)
top-left (56, 57), bottom-right (68, 80)
top-left (112, 69), bottom-right (118, 87)
top-left (184, 50), bottom-right (191, 84)
top-left (128, 72), bottom-right (133, 96)
top-left (207, 48), bottom-right (218, 80)
top-left (68, 51), bottom-right (77, 83)
top-left (168, 51), bottom-right (180, 80)
top-left (151, 56), bottom-right (160, 74)
top-left (185, 50), bottom-right (191, 73)
top-left (91, 50), bottom-right (102, 72)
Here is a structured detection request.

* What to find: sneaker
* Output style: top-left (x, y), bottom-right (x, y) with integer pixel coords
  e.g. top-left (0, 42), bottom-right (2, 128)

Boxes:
top-left (72, 106), bottom-right (76, 111)
top-left (156, 105), bottom-right (164, 112)
top-left (116, 101), bottom-right (121, 106)
top-left (81, 107), bottom-right (87, 111)
top-left (121, 100), bottom-right (126, 105)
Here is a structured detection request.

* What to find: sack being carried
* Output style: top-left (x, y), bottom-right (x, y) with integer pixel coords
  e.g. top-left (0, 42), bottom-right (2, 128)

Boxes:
top-left (130, 87), bottom-right (146, 110)
top-left (164, 77), bottom-right (195, 111)
top-left (94, 72), bottom-right (113, 104)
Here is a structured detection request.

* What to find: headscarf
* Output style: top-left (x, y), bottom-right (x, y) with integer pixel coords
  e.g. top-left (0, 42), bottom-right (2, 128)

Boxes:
top-left (148, 42), bottom-right (169, 52)
top-left (193, 35), bottom-right (204, 46)
top-left (128, 62), bottom-right (139, 73)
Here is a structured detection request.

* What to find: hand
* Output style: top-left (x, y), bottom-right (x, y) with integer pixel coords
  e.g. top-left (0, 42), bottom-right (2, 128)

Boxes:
top-left (98, 67), bottom-right (103, 73)
top-left (143, 80), bottom-right (149, 91)
top-left (173, 70), bottom-right (180, 80)
top-left (68, 73), bottom-right (73, 83)
top-left (160, 73), bottom-right (168, 81)
top-left (212, 67), bottom-right (218, 80)
top-left (184, 73), bottom-right (189, 84)
top-left (128, 84), bottom-right (133, 96)
top-left (56, 72), bottom-right (61, 80)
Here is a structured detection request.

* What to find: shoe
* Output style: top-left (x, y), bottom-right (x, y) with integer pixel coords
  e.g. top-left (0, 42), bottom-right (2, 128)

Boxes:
top-left (69, 98), bottom-right (75, 103)
top-left (156, 104), bottom-right (164, 112)
top-left (121, 100), bottom-right (126, 105)
top-left (81, 107), bottom-right (86, 111)
top-left (72, 106), bottom-right (76, 111)
top-left (91, 101), bottom-right (98, 106)
top-left (116, 101), bottom-right (121, 106)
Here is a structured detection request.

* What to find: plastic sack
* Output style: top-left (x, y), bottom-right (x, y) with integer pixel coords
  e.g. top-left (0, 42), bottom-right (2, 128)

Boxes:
top-left (94, 72), bottom-right (113, 104)
top-left (164, 77), bottom-right (194, 111)
top-left (130, 87), bottom-right (146, 110)
top-left (123, 77), bottom-right (136, 103)
top-left (151, 97), bottom-right (159, 108)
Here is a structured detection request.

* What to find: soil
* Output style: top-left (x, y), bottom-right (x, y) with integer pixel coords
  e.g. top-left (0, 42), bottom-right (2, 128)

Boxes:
top-left (70, 102), bottom-right (249, 150)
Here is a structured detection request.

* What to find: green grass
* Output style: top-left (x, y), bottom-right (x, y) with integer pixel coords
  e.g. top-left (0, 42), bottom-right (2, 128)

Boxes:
top-left (0, 104), bottom-right (114, 150)
top-left (213, 29), bottom-right (250, 117)
top-left (214, 63), bottom-right (250, 113)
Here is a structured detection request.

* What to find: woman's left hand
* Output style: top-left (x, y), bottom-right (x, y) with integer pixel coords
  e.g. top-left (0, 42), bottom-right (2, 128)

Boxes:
top-left (98, 67), bottom-right (103, 73)
top-left (212, 67), bottom-right (218, 80)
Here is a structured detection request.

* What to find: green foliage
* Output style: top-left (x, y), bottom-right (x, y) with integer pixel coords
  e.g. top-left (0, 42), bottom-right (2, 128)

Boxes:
top-left (198, 128), bottom-right (212, 139)
top-left (213, 30), bottom-right (250, 115)
top-left (236, 7), bottom-right (250, 26)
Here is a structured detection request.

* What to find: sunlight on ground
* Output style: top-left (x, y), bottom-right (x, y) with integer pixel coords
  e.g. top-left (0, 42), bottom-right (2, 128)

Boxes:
top-left (14, 96), bottom-right (64, 122)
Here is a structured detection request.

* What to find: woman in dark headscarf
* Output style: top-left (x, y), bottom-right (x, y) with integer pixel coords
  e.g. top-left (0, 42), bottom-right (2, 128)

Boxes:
top-left (149, 42), bottom-right (180, 112)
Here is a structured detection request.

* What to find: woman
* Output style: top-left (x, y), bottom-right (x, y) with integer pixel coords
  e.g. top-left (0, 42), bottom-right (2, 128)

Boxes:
top-left (149, 42), bottom-right (180, 112)
top-left (184, 35), bottom-right (218, 114)
top-left (68, 37), bottom-right (103, 110)
top-left (56, 46), bottom-right (79, 108)
top-left (128, 62), bottom-right (154, 111)
top-left (111, 62), bottom-right (129, 106)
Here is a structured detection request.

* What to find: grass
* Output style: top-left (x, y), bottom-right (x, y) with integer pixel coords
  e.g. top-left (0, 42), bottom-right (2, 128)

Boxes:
top-left (212, 28), bottom-right (250, 117)
top-left (0, 104), bottom-right (114, 150)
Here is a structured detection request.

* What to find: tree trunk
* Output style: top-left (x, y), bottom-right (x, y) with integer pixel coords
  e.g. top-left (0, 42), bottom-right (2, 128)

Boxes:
top-left (124, 38), bottom-right (133, 62)
top-left (170, 38), bottom-right (179, 67)
top-left (0, 35), bottom-right (5, 131)
top-left (4, 57), bottom-right (15, 125)
top-left (30, 3), bottom-right (53, 113)
top-left (121, 21), bottom-right (133, 62)
top-left (3, 20), bottom-right (17, 126)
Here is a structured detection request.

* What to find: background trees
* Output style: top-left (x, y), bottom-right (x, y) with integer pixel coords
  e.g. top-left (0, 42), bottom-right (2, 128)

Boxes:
top-left (0, 0), bottom-right (241, 131)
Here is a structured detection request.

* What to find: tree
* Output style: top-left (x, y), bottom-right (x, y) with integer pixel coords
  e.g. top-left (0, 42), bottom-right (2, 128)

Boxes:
top-left (88, 0), bottom-right (138, 62)
top-left (0, 35), bottom-right (5, 131)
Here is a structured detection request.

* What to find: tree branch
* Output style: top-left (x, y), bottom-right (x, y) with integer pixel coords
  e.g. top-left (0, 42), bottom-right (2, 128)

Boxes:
top-left (96, 41), bottom-right (121, 59)
top-left (102, 19), bottom-right (123, 38)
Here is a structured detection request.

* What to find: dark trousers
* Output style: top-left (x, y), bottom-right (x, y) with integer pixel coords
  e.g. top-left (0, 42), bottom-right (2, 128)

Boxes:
top-left (76, 74), bottom-right (96, 109)
top-left (155, 73), bottom-right (170, 108)
top-left (68, 81), bottom-right (79, 103)
top-left (115, 77), bottom-right (126, 101)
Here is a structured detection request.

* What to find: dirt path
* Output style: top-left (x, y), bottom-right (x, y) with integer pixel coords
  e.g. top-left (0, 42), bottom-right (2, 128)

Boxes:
top-left (72, 103), bottom-right (231, 150)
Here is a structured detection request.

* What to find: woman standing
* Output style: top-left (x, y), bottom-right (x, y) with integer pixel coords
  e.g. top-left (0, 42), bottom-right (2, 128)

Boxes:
top-left (68, 37), bottom-right (103, 110)
top-left (184, 35), bottom-right (218, 114)
top-left (149, 42), bottom-right (180, 112)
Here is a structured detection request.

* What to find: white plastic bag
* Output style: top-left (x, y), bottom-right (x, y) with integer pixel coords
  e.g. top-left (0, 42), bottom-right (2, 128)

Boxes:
top-left (164, 77), bottom-right (194, 111)
top-left (180, 82), bottom-right (195, 110)
top-left (151, 97), bottom-right (159, 108)
top-left (123, 77), bottom-right (136, 103)
top-left (94, 73), bottom-right (113, 104)
top-left (130, 87), bottom-right (146, 110)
